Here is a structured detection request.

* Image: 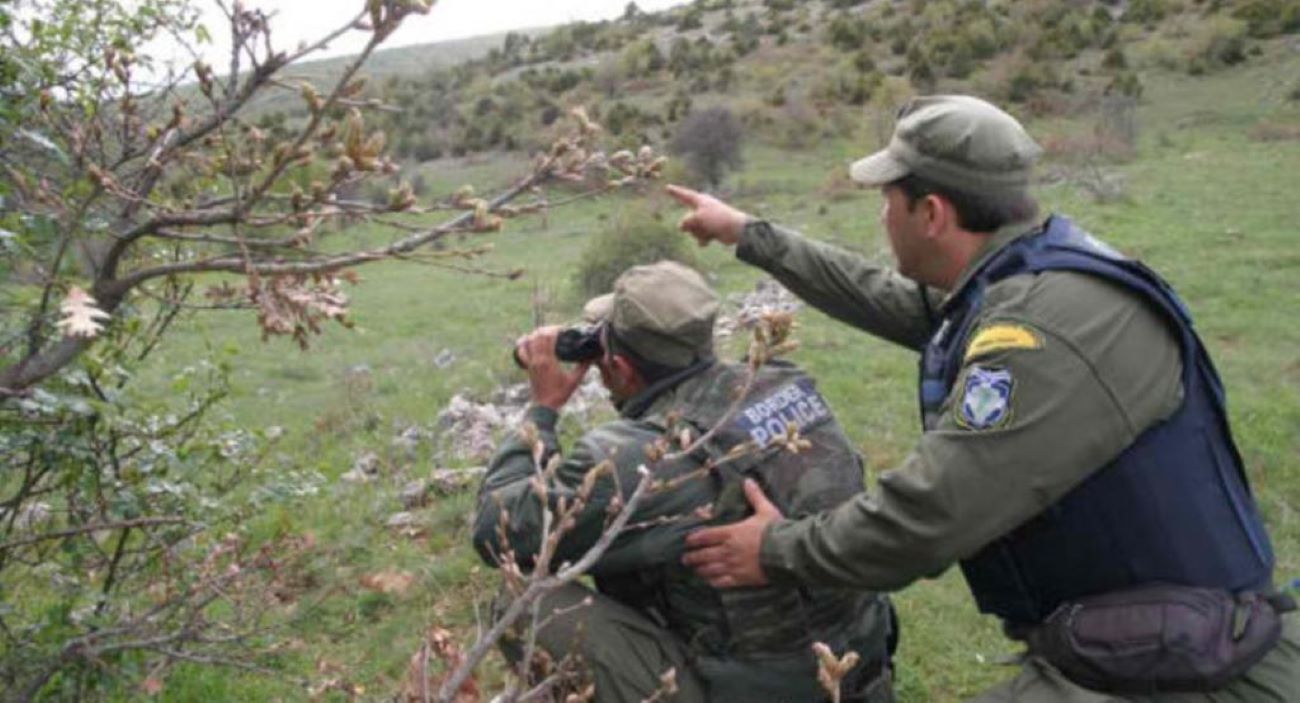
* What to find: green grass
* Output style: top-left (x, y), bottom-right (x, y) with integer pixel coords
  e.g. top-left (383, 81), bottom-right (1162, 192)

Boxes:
top-left (132, 50), bottom-right (1300, 701)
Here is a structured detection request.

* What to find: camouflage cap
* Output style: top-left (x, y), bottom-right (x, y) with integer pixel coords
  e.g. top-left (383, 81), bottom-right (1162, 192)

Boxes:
top-left (584, 260), bottom-right (718, 368)
top-left (850, 95), bottom-right (1042, 193)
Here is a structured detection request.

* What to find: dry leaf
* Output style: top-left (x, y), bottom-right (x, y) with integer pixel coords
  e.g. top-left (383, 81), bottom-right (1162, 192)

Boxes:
top-left (399, 626), bottom-right (480, 702)
top-left (56, 286), bottom-right (110, 338)
top-left (141, 677), bottom-right (164, 696)
top-left (359, 570), bottom-right (415, 596)
top-left (812, 641), bottom-right (861, 703)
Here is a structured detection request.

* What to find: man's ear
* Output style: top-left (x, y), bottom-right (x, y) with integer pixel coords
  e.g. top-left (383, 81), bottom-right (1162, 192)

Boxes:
top-left (609, 354), bottom-right (638, 384)
top-left (609, 354), bottom-right (646, 391)
top-left (922, 193), bottom-right (955, 237)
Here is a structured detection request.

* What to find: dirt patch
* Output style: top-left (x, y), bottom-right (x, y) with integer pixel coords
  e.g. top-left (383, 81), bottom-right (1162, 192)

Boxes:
top-left (1248, 121), bottom-right (1300, 142)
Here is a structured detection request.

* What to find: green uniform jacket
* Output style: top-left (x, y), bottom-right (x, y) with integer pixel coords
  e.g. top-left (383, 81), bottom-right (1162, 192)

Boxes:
top-left (473, 360), bottom-right (893, 698)
top-left (737, 219), bottom-right (1300, 700)
top-left (737, 218), bottom-right (1187, 590)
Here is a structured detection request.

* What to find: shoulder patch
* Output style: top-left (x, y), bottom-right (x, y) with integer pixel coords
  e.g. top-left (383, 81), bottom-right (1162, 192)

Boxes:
top-left (956, 365), bottom-right (1015, 431)
top-left (734, 377), bottom-right (832, 447)
top-left (964, 323), bottom-right (1043, 362)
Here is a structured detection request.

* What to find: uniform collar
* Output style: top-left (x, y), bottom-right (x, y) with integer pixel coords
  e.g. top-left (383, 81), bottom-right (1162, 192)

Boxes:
top-left (619, 358), bottom-right (716, 420)
top-left (941, 217), bottom-right (1044, 311)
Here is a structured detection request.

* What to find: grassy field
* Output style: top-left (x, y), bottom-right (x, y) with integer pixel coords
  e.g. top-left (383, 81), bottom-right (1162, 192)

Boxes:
top-left (133, 49), bottom-right (1300, 701)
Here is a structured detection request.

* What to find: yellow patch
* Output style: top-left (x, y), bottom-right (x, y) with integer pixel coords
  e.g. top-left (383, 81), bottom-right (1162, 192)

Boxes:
top-left (964, 324), bottom-right (1043, 362)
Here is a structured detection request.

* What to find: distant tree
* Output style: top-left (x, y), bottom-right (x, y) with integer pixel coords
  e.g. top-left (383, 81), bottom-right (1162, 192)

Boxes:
top-left (677, 7), bottom-right (704, 31)
top-left (827, 12), bottom-right (868, 52)
top-left (1123, 0), bottom-right (1168, 25)
top-left (669, 37), bottom-right (694, 76)
top-left (501, 31), bottom-right (530, 65)
top-left (907, 44), bottom-right (937, 91)
top-left (666, 90), bottom-right (695, 121)
top-left (595, 60), bottom-right (622, 97)
top-left (670, 107), bottom-right (745, 189)
top-left (1232, 0), bottom-right (1300, 38)
top-left (623, 1), bottom-right (642, 21)
top-left (716, 64), bottom-right (738, 92)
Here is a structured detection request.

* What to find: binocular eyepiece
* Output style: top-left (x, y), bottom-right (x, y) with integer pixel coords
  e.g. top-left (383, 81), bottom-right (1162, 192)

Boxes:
top-left (512, 325), bottom-right (605, 370)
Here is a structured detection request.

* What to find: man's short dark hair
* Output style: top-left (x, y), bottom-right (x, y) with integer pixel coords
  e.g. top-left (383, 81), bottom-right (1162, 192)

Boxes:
top-left (891, 173), bottom-right (1039, 233)
top-left (605, 327), bottom-right (689, 384)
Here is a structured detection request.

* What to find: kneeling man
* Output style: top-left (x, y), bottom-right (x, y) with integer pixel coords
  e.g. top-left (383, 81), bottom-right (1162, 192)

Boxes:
top-left (473, 261), bottom-right (895, 702)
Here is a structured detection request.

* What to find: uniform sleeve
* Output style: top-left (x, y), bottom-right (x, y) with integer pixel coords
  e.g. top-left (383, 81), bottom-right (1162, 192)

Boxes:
top-left (736, 220), bottom-right (943, 351)
top-left (473, 408), bottom-right (708, 573)
top-left (758, 275), bottom-right (1184, 591)
top-left (472, 405), bottom-right (618, 568)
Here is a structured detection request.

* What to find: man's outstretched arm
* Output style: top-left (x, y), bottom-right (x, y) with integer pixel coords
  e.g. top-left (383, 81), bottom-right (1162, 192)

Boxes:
top-left (666, 184), bottom-right (940, 350)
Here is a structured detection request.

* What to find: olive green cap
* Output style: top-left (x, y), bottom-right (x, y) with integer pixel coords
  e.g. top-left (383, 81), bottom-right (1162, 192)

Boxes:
top-left (850, 95), bottom-right (1042, 193)
top-left (584, 261), bottom-right (718, 368)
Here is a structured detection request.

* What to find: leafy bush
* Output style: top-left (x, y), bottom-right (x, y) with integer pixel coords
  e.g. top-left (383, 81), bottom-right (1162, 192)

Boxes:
top-left (1005, 57), bottom-right (1060, 103)
top-left (907, 45), bottom-right (938, 91)
top-left (669, 107), bottom-right (745, 189)
top-left (572, 205), bottom-right (699, 298)
top-left (1105, 70), bottom-right (1145, 100)
top-left (676, 7), bottom-right (703, 31)
top-left (1183, 17), bottom-right (1249, 74)
top-left (1232, 0), bottom-right (1300, 38)
top-left (1102, 47), bottom-right (1128, 70)
top-left (827, 13), bottom-right (869, 52)
top-left (1124, 0), bottom-right (1168, 25)
top-left (812, 68), bottom-right (880, 106)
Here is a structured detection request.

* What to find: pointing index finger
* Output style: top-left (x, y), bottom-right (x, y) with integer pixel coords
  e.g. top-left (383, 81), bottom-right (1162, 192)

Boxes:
top-left (665, 184), bottom-right (701, 207)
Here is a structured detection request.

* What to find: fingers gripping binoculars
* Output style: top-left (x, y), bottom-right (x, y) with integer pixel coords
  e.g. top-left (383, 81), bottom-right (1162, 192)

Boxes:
top-left (512, 325), bottom-right (605, 369)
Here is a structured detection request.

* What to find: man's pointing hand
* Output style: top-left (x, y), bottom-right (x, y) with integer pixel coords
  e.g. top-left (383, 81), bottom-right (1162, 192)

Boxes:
top-left (665, 184), bottom-right (750, 248)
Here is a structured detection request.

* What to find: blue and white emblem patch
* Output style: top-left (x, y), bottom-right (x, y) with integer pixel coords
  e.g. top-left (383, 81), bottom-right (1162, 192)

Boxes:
top-left (956, 366), bottom-right (1015, 431)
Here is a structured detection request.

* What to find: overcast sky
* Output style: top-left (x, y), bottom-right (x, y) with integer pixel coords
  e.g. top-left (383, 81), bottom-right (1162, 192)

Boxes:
top-left (173, 0), bottom-right (688, 66)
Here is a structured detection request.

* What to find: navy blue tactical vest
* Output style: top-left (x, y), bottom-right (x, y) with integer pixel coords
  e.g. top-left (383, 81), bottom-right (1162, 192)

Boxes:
top-left (918, 215), bottom-right (1275, 624)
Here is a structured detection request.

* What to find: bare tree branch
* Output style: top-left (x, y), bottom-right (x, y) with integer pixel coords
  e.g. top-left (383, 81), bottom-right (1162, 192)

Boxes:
top-left (0, 517), bottom-right (191, 553)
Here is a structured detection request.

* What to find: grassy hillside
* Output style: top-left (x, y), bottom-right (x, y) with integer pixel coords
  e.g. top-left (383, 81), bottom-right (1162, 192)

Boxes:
top-left (235, 31), bottom-right (537, 118)
top-left (246, 0), bottom-right (1300, 168)
top-left (124, 23), bottom-right (1300, 696)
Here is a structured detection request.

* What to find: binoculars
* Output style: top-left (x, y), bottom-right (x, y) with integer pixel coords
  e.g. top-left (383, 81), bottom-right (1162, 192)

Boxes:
top-left (512, 325), bottom-right (605, 370)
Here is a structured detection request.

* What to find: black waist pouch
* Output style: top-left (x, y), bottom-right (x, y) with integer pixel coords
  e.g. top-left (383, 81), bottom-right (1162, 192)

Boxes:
top-left (1023, 583), bottom-right (1293, 693)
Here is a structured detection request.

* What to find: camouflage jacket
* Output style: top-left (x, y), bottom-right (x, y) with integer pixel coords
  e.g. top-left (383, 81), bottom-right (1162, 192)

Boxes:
top-left (473, 360), bottom-right (893, 690)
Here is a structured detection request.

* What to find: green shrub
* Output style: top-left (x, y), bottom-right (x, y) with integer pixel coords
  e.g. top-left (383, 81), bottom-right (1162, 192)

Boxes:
top-left (1006, 59), bottom-right (1059, 103)
top-left (676, 7), bottom-right (703, 31)
top-left (1232, 0), bottom-right (1300, 38)
top-left (1124, 0), bottom-right (1168, 25)
top-left (1184, 17), bottom-right (1249, 72)
top-left (573, 205), bottom-right (700, 298)
top-left (1102, 47), bottom-right (1128, 70)
top-left (907, 45), bottom-right (937, 90)
top-left (826, 12), bottom-right (869, 52)
top-left (1132, 36), bottom-right (1181, 70)
top-left (1105, 70), bottom-right (1145, 99)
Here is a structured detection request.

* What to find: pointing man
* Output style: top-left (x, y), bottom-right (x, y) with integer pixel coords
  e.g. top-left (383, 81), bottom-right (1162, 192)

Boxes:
top-left (668, 95), bottom-right (1299, 701)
